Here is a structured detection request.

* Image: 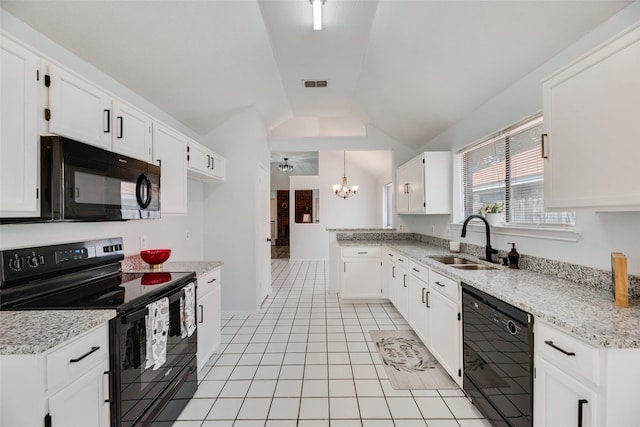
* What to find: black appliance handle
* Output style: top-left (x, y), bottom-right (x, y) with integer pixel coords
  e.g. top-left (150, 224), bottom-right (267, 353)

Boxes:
top-left (544, 340), bottom-right (576, 356)
top-left (136, 174), bottom-right (152, 209)
top-left (578, 399), bottom-right (588, 427)
top-left (122, 284), bottom-right (189, 324)
top-left (69, 346), bottom-right (100, 363)
top-left (138, 364), bottom-right (195, 427)
top-left (198, 304), bottom-right (204, 323)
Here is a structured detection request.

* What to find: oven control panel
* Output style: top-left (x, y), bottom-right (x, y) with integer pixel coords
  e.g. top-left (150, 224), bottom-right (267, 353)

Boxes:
top-left (0, 237), bottom-right (125, 286)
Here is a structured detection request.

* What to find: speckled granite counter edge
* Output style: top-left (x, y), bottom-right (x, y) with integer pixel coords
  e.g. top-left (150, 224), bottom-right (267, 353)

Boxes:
top-left (0, 310), bottom-right (116, 355)
top-left (122, 255), bottom-right (223, 277)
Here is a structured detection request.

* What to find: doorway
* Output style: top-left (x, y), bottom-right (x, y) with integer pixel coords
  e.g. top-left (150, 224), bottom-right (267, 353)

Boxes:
top-left (272, 190), bottom-right (290, 259)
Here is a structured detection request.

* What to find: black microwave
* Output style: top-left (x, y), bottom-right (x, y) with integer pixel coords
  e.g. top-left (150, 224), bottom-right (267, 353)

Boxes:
top-left (40, 136), bottom-right (161, 221)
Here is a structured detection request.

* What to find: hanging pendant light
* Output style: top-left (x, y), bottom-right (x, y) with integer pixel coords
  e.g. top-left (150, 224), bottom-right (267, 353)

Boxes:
top-left (332, 152), bottom-right (359, 199)
top-left (278, 158), bottom-right (293, 172)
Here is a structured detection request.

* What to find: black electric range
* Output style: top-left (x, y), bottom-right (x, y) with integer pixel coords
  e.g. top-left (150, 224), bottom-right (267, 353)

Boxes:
top-left (0, 238), bottom-right (198, 427)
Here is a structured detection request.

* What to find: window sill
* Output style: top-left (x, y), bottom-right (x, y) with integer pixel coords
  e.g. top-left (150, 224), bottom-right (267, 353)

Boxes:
top-left (449, 222), bottom-right (581, 242)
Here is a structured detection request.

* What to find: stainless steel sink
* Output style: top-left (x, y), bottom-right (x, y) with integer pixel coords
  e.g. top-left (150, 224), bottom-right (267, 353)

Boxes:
top-left (428, 256), bottom-right (477, 265)
top-left (450, 264), bottom-right (498, 271)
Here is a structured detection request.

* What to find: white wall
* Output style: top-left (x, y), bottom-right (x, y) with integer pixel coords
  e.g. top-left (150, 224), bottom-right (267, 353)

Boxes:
top-left (289, 151), bottom-right (385, 260)
top-left (409, 2), bottom-right (640, 274)
top-left (0, 180), bottom-right (205, 261)
top-left (201, 108), bottom-right (270, 314)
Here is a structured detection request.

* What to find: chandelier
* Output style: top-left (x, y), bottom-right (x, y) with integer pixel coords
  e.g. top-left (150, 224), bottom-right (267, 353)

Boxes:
top-left (332, 152), bottom-right (359, 199)
top-left (278, 158), bottom-right (293, 172)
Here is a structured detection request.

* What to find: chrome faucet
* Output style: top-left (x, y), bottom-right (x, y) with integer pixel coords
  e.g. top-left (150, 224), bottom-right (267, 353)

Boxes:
top-left (461, 215), bottom-right (499, 263)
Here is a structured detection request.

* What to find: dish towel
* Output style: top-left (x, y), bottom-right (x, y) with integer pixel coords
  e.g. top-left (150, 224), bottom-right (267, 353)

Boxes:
top-left (145, 297), bottom-right (170, 370)
top-left (181, 282), bottom-right (197, 338)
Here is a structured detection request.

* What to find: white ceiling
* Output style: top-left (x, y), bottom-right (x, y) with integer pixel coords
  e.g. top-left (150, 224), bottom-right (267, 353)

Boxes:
top-left (2, 0), bottom-right (631, 148)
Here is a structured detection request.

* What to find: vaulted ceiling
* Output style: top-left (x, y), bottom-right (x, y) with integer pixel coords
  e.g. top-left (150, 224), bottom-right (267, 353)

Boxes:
top-left (2, 0), bottom-right (631, 149)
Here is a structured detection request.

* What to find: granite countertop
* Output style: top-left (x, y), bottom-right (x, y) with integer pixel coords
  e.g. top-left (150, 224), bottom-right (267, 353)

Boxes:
top-left (338, 239), bottom-right (640, 349)
top-left (121, 256), bottom-right (223, 277)
top-left (0, 310), bottom-right (116, 355)
top-left (1, 258), bottom-right (222, 356)
top-left (327, 228), bottom-right (397, 232)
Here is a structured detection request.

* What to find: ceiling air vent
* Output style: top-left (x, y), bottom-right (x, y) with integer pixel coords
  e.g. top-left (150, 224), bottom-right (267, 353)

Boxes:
top-left (304, 80), bottom-right (328, 88)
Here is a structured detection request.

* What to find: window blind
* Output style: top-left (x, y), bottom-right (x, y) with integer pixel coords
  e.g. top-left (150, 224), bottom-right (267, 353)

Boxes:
top-left (462, 116), bottom-right (575, 226)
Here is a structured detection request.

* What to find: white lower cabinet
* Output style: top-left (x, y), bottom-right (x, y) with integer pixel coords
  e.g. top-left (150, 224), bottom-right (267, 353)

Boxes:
top-left (393, 258), bottom-right (409, 319)
top-left (428, 289), bottom-right (461, 382)
top-left (534, 320), bottom-right (640, 427)
top-left (48, 359), bottom-right (110, 427)
top-left (340, 247), bottom-right (382, 300)
top-left (196, 268), bottom-right (222, 376)
top-left (0, 323), bottom-right (110, 427)
top-left (408, 263), bottom-right (429, 343)
top-left (534, 356), bottom-right (597, 427)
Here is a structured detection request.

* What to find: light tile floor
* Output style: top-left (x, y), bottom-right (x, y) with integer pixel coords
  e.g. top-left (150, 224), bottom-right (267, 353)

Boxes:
top-left (175, 259), bottom-right (491, 427)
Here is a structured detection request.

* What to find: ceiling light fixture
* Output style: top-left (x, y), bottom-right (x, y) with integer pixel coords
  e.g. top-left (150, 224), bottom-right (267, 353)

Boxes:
top-left (312, 0), bottom-right (323, 31)
top-left (278, 158), bottom-right (294, 172)
top-left (332, 152), bottom-right (359, 199)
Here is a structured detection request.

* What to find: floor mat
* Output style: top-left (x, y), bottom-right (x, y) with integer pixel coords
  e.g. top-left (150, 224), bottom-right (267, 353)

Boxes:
top-left (370, 329), bottom-right (459, 390)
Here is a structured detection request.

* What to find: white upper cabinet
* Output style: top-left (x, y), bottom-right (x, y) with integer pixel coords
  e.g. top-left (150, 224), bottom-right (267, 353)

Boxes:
top-left (542, 24), bottom-right (640, 211)
top-left (187, 140), bottom-right (226, 182)
top-left (152, 123), bottom-right (188, 215)
top-left (0, 36), bottom-right (40, 217)
top-left (111, 100), bottom-right (152, 162)
top-left (396, 152), bottom-right (452, 214)
top-left (47, 64), bottom-right (112, 150)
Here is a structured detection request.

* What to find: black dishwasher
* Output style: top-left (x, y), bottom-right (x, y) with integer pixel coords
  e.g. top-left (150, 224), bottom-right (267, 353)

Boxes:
top-left (462, 283), bottom-right (534, 427)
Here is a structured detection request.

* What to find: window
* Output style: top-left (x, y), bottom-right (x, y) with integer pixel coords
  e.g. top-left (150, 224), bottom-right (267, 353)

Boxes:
top-left (383, 182), bottom-right (393, 228)
top-left (461, 115), bottom-right (575, 226)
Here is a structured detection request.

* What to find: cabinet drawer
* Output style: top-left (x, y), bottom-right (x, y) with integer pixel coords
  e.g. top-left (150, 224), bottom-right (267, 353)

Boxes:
top-left (198, 268), bottom-right (220, 297)
top-left (342, 246), bottom-right (380, 258)
top-left (429, 270), bottom-right (459, 302)
top-left (47, 323), bottom-right (108, 392)
top-left (536, 321), bottom-right (600, 385)
top-left (409, 261), bottom-right (429, 284)
top-left (394, 253), bottom-right (409, 269)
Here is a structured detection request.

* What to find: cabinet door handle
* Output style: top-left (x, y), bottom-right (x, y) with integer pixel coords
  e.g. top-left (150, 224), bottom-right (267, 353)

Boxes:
top-left (392, 266), bottom-right (396, 278)
top-left (578, 399), bottom-right (588, 427)
top-left (435, 281), bottom-right (445, 287)
top-left (211, 156), bottom-right (215, 170)
top-left (104, 109), bottom-right (110, 133)
top-left (70, 346), bottom-right (100, 363)
top-left (398, 258), bottom-right (404, 262)
top-left (357, 251), bottom-right (368, 254)
top-left (544, 340), bottom-right (576, 356)
top-left (388, 253), bottom-right (393, 257)
top-left (403, 274), bottom-right (407, 287)
top-left (426, 291), bottom-right (430, 308)
top-left (103, 371), bottom-right (110, 403)
top-left (207, 278), bottom-right (216, 284)
top-left (541, 133), bottom-right (549, 159)
top-left (207, 154), bottom-right (211, 169)
top-left (344, 262), bottom-right (346, 273)
top-left (117, 116), bottom-right (124, 139)
top-left (412, 267), bottom-right (420, 272)
top-left (421, 288), bottom-right (426, 304)
top-left (198, 304), bottom-right (204, 323)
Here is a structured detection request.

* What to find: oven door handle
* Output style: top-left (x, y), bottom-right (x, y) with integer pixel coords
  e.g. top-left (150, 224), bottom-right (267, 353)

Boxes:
top-left (121, 283), bottom-right (193, 324)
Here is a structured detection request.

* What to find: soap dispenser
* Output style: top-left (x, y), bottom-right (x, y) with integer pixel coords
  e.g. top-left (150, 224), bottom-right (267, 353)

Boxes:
top-left (508, 243), bottom-right (520, 269)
